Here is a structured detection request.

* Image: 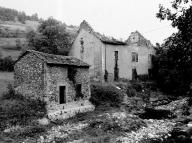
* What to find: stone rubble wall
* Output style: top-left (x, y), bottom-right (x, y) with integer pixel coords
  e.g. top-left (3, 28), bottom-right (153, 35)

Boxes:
top-left (14, 53), bottom-right (44, 99)
top-left (47, 100), bottom-right (95, 120)
top-left (45, 65), bottom-right (90, 104)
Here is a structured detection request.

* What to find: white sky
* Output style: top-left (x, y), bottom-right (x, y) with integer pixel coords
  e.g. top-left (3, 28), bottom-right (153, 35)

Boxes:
top-left (0, 0), bottom-right (178, 45)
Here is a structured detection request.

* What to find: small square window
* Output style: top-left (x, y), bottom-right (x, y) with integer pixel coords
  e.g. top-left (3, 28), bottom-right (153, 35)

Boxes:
top-left (132, 52), bottom-right (138, 62)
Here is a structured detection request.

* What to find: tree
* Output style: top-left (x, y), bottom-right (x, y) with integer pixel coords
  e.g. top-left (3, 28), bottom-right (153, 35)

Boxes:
top-left (155, 0), bottom-right (192, 95)
top-left (26, 17), bottom-right (72, 55)
top-left (31, 13), bottom-right (38, 21)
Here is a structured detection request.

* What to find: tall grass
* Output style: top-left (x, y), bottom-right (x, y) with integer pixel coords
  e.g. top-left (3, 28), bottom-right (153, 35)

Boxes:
top-left (0, 84), bottom-right (47, 130)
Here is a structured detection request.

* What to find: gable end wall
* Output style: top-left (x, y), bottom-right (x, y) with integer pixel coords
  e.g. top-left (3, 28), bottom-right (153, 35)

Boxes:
top-left (14, 53), bottom-right (45, 99)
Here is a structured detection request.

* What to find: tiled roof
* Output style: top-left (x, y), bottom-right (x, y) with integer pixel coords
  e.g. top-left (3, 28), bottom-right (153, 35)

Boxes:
top-left (16, 50), bottom-right (90, 67)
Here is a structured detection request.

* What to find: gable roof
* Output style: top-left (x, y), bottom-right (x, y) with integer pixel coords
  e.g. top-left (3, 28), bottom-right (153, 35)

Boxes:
top-left (15, 50), bottom-right (90, 67)
top-left (126, 31), bottom-right (153, 47)
top-left (77, 20), bottom-right (153, 47)
top-left (79, 20), bottom-right (126, 45)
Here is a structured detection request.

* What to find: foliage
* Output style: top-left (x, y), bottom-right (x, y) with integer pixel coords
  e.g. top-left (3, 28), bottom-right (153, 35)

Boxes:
top-left (0, 56), bottom-right (14, 72)
top-left (154, 1), bottom-right (192, 95)
top-left (0, 84), bottom-right (47, 130)
top-left (0, 6), bottom-right (39, 23)
top-left (139, 107), bottom-right (175, 119)
top-left (26, 17), bottom-right (72, 55)
top-left (1, 83), bottom-right (24, 100)
top-left (129, 81), bottom-right (143, 92)
top-left (90, 84), bottom-right (124, 107)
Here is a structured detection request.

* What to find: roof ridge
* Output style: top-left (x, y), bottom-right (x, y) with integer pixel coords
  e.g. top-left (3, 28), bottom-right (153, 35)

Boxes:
top-left (23, 50), bottom-right (90, 67)
top-left (78, 21), bottom-right (127, 45)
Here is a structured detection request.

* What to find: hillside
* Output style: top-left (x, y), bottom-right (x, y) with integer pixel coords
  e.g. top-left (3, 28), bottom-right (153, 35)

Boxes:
top-left (0, 21), bottom-right (39, 60)
top-left (0, 6), bottom-right (39, 23)
top-left (0, 7), bottom-right (78, 60)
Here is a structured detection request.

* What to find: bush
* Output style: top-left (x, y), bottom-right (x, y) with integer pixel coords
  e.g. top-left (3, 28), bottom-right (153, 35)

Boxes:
top-left (0, 84), bottom-right (47, 130)
top-left (90, 84), bottom-right (124, 107)
top-left (0, 56), bottom-right (14, 72)
top-left (1, 84), bottom-right (24, 100)
top-left (139, 107), bottom-right (175, 119)
top-left (130, 81), bottom-right (143, 92)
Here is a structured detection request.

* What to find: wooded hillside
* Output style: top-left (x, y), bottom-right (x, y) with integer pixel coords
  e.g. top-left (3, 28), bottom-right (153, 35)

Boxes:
top-left (0, 6), bottom-right (39, 23)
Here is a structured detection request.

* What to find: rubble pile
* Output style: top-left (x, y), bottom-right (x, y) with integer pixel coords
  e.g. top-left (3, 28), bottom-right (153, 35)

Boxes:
top-left (116, 119), bottom-right (175, 143)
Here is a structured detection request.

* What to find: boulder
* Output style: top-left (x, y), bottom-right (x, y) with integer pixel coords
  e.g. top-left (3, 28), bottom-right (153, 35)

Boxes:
top-left (37, 117), bottom-right (50, 126)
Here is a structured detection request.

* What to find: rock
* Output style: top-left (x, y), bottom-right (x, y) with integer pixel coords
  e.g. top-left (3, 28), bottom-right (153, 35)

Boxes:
top-left (175, 116), bottom-right (188, 124)
top-left (37, 117), bottom-right (50, 125)
top-left (3, 128), bottom-right (11, 133)
top-left (188, 122), bottom-right (192, 127)
top-left (188, 108), bottom-right (192, 114)
top-left (40, 136), bottom-right (44, 143)
top-left (187, 114), bottom-right (192, 121)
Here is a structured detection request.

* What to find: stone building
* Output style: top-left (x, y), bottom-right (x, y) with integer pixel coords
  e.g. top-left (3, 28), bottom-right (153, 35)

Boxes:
top-left (14, 50), bottom-right (94, 120)
top-left (70, 20), bottom-right (155, 82)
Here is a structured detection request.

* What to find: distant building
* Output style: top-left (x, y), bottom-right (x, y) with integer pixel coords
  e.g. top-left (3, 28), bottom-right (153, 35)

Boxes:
top-left (14, 50), bottom-right (94, 120)
top-left (70, 20), bottom-right (155, 82)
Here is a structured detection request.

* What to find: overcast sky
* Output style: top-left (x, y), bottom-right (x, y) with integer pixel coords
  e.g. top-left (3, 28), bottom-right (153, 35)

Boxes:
top-left (0, 0), bottom-right (178, 45)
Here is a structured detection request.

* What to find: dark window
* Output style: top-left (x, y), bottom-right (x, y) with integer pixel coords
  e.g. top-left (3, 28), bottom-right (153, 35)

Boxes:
top-left (80, 38), bottom-right (84, 54)
top-left (59, 86), bottom-right (66, 104)
top-left (76, 84), bottom-right (83, 99)
top-left (148, 69), bottom-right (152, 79)
top-left (132, 52), bottom-right (138, 62)
top-left (114, 51), bottom-right (119, 81)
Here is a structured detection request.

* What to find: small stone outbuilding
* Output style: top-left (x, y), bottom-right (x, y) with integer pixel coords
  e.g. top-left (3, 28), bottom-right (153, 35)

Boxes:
top-left (14, 50), bottom-right (94, 120)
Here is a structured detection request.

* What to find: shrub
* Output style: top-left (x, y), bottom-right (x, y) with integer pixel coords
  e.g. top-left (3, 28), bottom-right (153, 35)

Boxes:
top-left (1, 84), bottom-right (24, 100)
top-left (0, 56), bottom-right (14, 72)
top-left (126, 83), bottom-right (137, 97)
top-left (0, 84), bottom-right (47, 130)
top-left (130, 81), bottom-right (143, 92)
top-left (90, 84), bottom-right (124, 107)
top-left (139, 107), bottom-right (175, 119)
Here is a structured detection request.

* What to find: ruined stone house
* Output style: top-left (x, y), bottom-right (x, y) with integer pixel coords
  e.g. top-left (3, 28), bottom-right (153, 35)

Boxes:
top-left (70, 20), bottom-right (155, 82)
top-left (14, 50), bottom-right (94, 119)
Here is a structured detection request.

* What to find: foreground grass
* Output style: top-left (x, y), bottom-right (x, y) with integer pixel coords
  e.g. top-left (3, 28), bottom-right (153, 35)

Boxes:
top-left (0, 85), bottom-right (47, 142)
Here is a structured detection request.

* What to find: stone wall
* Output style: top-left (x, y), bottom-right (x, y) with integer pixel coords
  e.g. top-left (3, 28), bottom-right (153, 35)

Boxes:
top-left (47, 100), bottom-right (95, 120)
top-left (14, 53), bottom-right (44, 99)
top-left (45, 65), bottom-right (90, 106)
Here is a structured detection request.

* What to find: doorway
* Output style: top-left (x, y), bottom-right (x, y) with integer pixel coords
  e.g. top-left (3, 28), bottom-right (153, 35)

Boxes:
top-left (132, 68), bottom-right (138, 80)
top-left (59, 86), bottom-right (66, 104)
top-left (76, 84), bottom-right (83, 99)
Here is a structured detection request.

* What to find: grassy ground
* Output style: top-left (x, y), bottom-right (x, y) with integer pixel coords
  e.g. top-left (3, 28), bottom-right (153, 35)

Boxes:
top-left (0, 78), bottom-right (186, 142)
